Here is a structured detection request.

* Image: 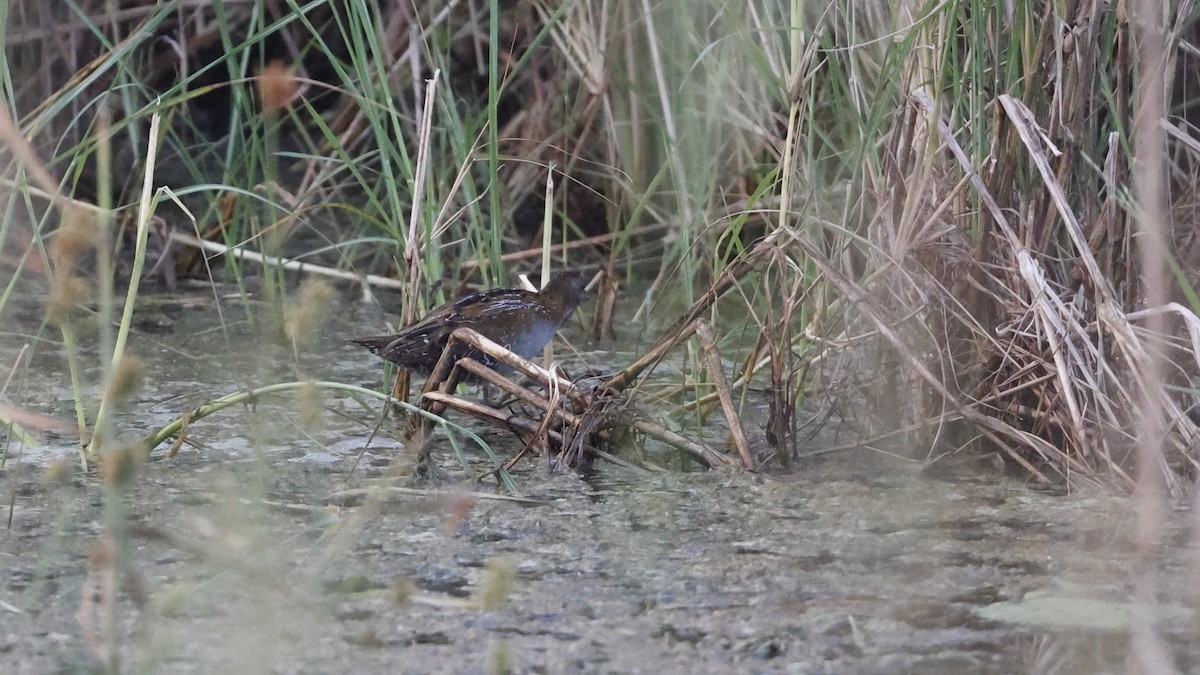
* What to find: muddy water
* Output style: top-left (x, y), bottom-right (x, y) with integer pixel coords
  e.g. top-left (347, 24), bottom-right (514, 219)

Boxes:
top-left (1, 290), bottom-right (1198, 673)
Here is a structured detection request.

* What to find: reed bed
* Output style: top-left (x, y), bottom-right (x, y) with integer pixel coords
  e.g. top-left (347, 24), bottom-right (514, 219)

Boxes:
top-left (1, 2), bottom-right (1198, 489)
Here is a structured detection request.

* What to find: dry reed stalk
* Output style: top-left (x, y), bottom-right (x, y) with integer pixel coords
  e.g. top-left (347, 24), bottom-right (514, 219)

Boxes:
top-left (590, 264), bottom-right (620, 340)
top-left (901, 84), bottom-right (1200, 488)
top-left (325, 485), bottom-right (543, 507)
top-left (403, 71), bottom-right (441, 325)
top-left (166, 231), bottom-right (406, 288)
top-left (400, 327), bottom-right (582, 472)
top-left (783, 226), bottom-right (1071, 481)
top-left (628, 416), bottom-right (734, 468)
top-left (694, 319), bottom-right (754, 471)
top-left (603, 236), bottom-right (775, 394)
top-left (1128, 0), bottom-right (1176, 668)
top-left (395, 326), bottom-right (737, 471)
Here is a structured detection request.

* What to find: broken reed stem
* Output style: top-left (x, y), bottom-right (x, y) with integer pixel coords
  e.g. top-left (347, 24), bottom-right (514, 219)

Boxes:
top-left (630, 417), bottom-right (735, 468)
top-left (456, 358), bottom-right (579, 426)
top-left (605, 320), bottom-right (700, 396)
top-left (694, 319), bottom-right (755, 471)
top-left (427, 384), bottom-right (736, 470)
top-left (402, 338), bottom-right (466, 471)
top-left (411, 328), bottom-right (735, 469)
top-left (417, 391), bottom-right (592, 467)
top-left (602, 237), bottom-right (774, 394)
top-left (421, 391), bottom-right (507, 424)
top-left (324, 486), bottom-right (545, 507)
top-left (447, 327), bottom-right (581, 395)
top-left (423, 337), bottom-right (594, 466)
top-left (168, 231), bottom-right (407, 289)
top-left (404, 327), bottom-right (584, 470)
top-left (404, 70), bottom-right (441, 323)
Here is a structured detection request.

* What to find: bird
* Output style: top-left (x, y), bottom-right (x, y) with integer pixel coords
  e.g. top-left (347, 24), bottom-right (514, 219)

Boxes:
top-left (351, 270), bottom-right (588, 375)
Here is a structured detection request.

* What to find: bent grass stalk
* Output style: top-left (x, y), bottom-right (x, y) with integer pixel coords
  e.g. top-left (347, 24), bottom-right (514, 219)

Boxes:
top-left (87, 109), bottom-right (161, 456)
top-left (139, 381), bottom-right (503, 478)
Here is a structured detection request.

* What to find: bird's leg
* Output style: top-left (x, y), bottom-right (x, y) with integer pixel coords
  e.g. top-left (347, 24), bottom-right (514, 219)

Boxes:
top-left (401, 343), bottom-right (462, 482)
top-left (390, 368), bottom-right (411, 411)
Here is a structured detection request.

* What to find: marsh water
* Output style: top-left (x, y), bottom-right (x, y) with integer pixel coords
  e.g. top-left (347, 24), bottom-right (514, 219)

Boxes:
top-left (2, 287), bottom-right (1198, 673)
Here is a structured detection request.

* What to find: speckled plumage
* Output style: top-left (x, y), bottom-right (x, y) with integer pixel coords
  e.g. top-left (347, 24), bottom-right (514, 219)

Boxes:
top-left (351, 270), bottom-right (588, 374)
